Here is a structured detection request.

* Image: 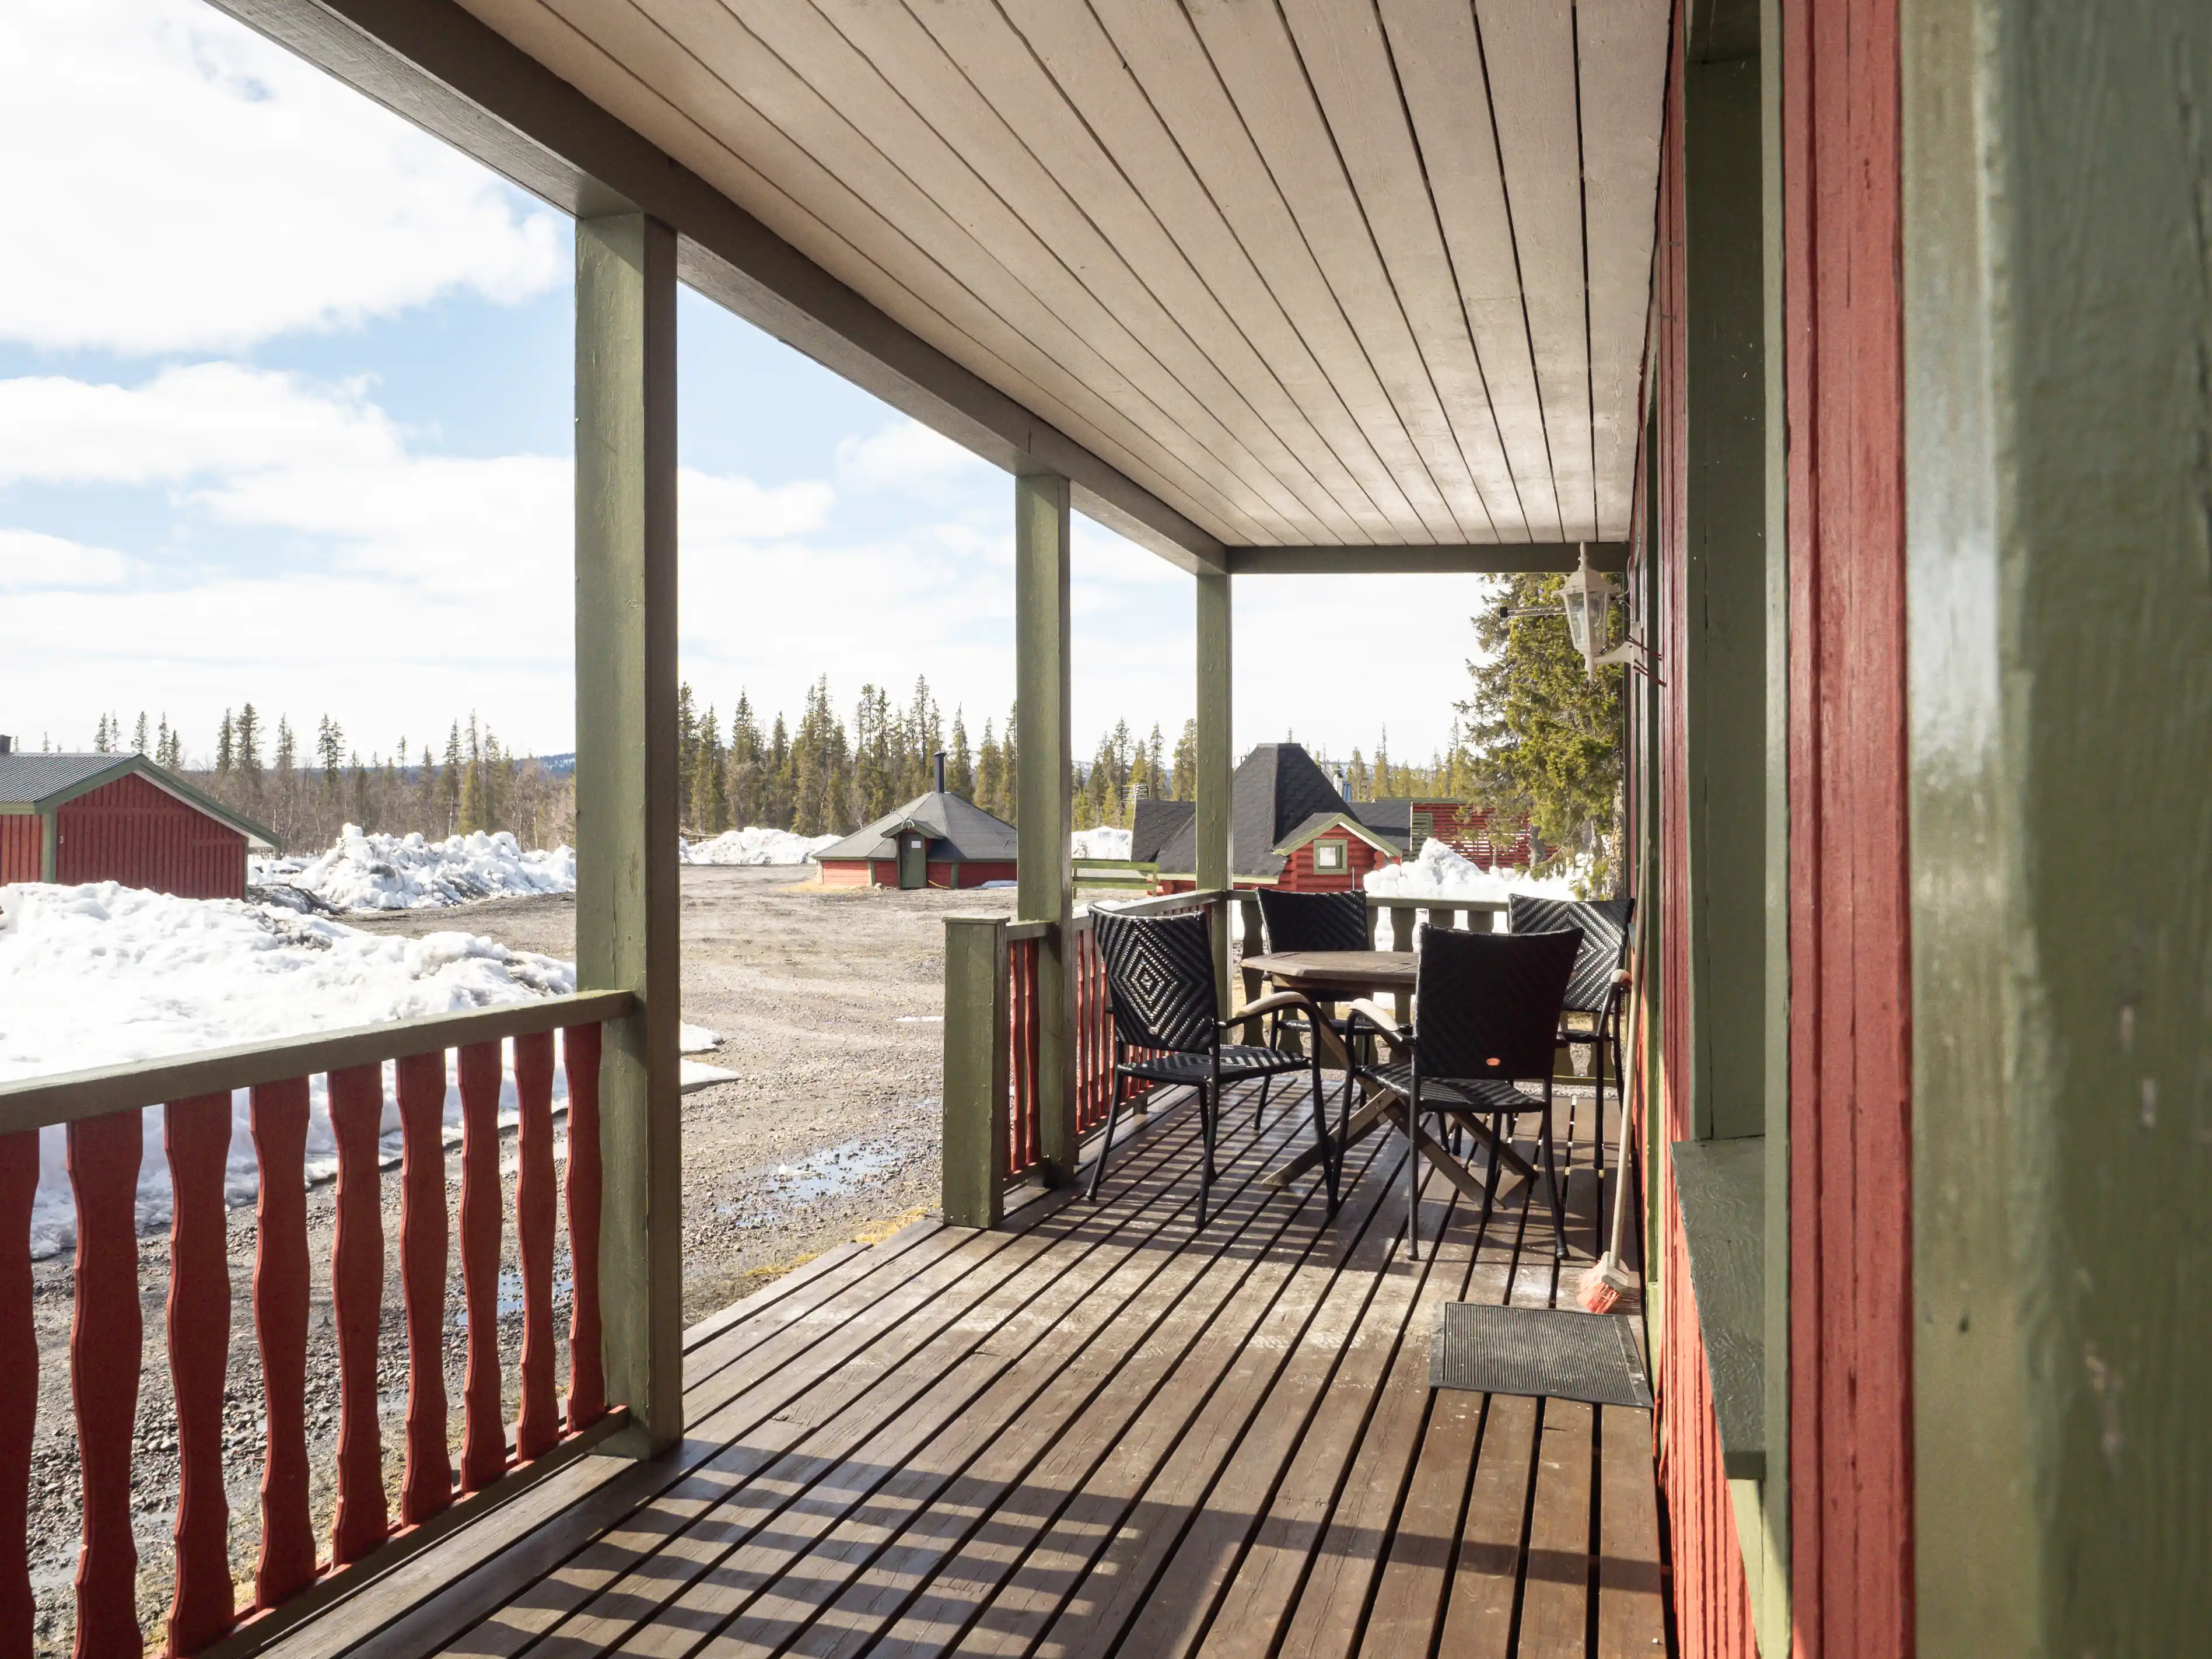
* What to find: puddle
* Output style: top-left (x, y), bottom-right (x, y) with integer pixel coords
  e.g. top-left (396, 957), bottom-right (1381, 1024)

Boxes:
top-left (453, 1266), bottom-right (574, 1328)
top-left (764, 1138), bottom-right (906, 1205)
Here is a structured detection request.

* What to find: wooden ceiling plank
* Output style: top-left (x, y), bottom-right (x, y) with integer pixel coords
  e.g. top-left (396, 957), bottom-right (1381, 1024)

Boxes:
top-left (1275, 0), bottom-right (1534, 543)
top-left (803, 0), bottom-right (1368, 545)
top-left (1170, 0), bottom-right (1503, 543)
top-left (888, 0), bottom-right (1405, 545)
top-left (671, 0), bottom-right (1321, 543)
top-left (997, 0), bottom-right (1447, 544)
top-left (1377, 0), bottom-right (1567, 542)
top-left (1475, 0), bottom-right (1601, 541)
top-left (1576, 0), bottom-right (1671, 540)
top-left (1082, 0), bottom-right (1468, 545)
top-left (548, 0), bottom-right (1286, 542)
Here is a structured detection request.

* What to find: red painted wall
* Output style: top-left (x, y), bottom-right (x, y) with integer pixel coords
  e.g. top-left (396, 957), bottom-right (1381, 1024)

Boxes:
top-left (52, 774), bottom-right (246, 900)
top-left (1784, 0), bottom-right (1914, 1649)
top-left (820, 857), bottom-right (1017, 890)
top-left (0, 816), bottom-right (39, 883)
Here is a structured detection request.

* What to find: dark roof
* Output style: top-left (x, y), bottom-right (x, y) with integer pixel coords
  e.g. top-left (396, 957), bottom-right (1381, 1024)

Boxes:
top-left (1128, 797), bottom-right (1194, 864)
top-left (0, 752), bottom-right (279, 849)
top-left (1153, 743), bottom-right (1352, 878)
top-left (814, 789), bottom-right (1020, 863)
top-left (1352, 797), bottom-right (1415, 849)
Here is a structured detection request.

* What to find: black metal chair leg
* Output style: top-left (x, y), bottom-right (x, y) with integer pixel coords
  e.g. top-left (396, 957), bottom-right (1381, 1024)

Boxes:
top-left (1197, 1079), bottom-right (1216, 1227)
top-left (1087, 1067), bottom-right (1126, 1200)
top-left (1594, 1014), bottom-right (1609, 1186)
top-left (1404, 1083), bottom-right (1423, 1260)
top-left (1541, 1083), bottom-right (1567, 1258)
top-left (1308, 1052), bottom-right (1339, 1214)
top-left (1252, 1072), bottom-right (1274, 1138)
top-left (1479, 1110), bottom-right (1506, 1237)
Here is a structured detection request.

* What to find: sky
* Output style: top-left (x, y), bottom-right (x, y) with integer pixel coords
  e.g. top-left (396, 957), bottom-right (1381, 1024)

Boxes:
top-left (0, 0), bottom-right (1498, 771)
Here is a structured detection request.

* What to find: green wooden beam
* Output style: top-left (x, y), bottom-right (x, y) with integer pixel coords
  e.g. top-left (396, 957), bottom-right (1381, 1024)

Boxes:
top-left (1684, 56), bottom-right (1768, 1144)
top-left (575, 211), bottom-right (683, 1457)
top-left (1906, 1), bottom-right (2212, 1651)
top-left (1223, 542), bottom-right (1627, 576)
top-left (1195, 570), bottom-right (1233, 998)
top-left (940, 916), bottom-right (1009, 1227)
top-left (1015, 472), bottom-right (1077, 1183)
top-left (39, 811), bottom-right (55, 884)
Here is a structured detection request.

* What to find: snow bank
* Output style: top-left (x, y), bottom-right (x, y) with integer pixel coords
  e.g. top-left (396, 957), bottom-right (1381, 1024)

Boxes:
top-left (256, 824), bottom-right (575, 912)
top-left (679, 827), bottom-right (839, 866)
top-left (0, 881), bottom-right (578, 1260)
top-left (1071, 827), bottom-right (1133, 860)
top-left (1364, 836), bottom-right (1581, 903)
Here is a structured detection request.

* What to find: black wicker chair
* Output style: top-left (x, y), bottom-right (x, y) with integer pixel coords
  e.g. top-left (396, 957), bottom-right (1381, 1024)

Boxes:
top-left (1347, 925), bottom-right (1583, 1259)
top-left (1508, 895), bottom-right (1633, 1179)
top-left (1254, 889), bottom-right (1371, 1053)
top-left (1088, 908), bottom-right (1345, 1226)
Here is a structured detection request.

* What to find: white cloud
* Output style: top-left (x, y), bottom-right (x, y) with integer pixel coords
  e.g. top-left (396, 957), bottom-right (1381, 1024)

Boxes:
top-left (0, 528), bottom-right (131, 589)
top-left (0, 0), bottom-right (562, 355)
top-left (834, 418), bottom-right (994, 498)
top-left (682, 470), bottom-right (835, 544)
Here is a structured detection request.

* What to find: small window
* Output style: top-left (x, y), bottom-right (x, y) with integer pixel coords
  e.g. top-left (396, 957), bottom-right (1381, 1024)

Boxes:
top-left (1313, 838), bottom-right (1348, 873)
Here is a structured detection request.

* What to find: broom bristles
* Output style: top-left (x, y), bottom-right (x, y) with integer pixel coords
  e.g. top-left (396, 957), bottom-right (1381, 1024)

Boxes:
top-left (1576, 1253), bottom-right (1637, 1314)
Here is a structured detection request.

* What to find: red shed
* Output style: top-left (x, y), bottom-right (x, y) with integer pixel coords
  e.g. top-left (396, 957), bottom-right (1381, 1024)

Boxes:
top-left (0, 748), bottom-right (278, 900)
top-left (813, 783), bottom-right (1018, 891)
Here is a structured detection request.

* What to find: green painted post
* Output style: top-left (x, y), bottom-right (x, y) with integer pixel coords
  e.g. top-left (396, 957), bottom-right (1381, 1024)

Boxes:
top-left (39, 813), bottom-right (55, 883)
top-left (941, 916), bottom-right (1008, 1227)
top-left (575, 211), bottom-right (682, 1457)
top-left (1906, 2), bottom-right (2212, 1651)
top-left (1015, 472), bottom-right (1076, 1184)
top-left (1684, 54), bottom-right (1769, 1146)
top-left (1195, 569), bottom-right (1233, 1000)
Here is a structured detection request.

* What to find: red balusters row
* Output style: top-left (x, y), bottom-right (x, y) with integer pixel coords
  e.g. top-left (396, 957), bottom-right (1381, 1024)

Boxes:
top-left (0, 1022), bottom-right (610, 1657)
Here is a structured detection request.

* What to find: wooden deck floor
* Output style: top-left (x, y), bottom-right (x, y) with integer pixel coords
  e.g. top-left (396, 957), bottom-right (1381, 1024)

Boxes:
top-left (265, 1080), bottom-right (1665, 1659)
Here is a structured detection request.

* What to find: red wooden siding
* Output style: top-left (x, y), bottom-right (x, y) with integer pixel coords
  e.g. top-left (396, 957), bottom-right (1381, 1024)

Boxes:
top-left (0, 816), bottom-right (38, 883)
top-left (1273, 834), bottom-right (1392, 892)
top-left (820, 857), bottom-right (1015, 890)
top-left (52, 773), bottom-right (247, 898)
top-left (1785, 0), bottom-right (1915, 1649)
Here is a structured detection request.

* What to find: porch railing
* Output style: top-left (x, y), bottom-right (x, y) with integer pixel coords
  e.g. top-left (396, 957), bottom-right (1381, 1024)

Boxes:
top-left (0, 989), bottom-right (634, 1658)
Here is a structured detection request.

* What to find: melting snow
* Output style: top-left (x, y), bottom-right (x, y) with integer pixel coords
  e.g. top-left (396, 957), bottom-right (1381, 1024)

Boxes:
top-left (1071, 827), bottom-right (1133, 860)
top-left (1364, 836), bottom-right (1581, 903)
top-left (679, 828), bottom-right (839, 866)
top-left (255, 824), bottom-right (575, 912)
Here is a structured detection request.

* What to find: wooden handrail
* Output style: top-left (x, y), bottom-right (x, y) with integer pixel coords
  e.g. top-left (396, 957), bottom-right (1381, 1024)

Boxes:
top-left (1003, 919), bottom-right (1054, 943)
top-left (0, 989), bottom-right (637, 1135)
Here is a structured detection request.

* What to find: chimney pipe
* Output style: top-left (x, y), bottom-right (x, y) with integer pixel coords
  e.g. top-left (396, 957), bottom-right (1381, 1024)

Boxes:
top-left (0, 736), bottom-right (13, 755)
top-left (933, 750), bottom-right (947, 793)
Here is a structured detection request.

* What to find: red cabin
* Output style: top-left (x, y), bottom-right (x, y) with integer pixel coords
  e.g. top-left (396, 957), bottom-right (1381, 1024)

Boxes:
top-left (812, 785), bottom-right (1019, 891)
top-left (1150, 743), bottom-right (1404, 893)
top-left (0, 749), bottom-right (277, 900)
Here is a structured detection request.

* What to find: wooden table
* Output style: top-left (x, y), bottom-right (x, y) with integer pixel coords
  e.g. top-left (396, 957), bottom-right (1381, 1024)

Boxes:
top-left (1240, 950), bottom-right (1539, 1203)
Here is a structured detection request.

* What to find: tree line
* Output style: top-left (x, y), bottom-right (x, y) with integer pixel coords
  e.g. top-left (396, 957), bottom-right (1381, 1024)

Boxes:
top-left (76, 676), bottom-right (1489, 858)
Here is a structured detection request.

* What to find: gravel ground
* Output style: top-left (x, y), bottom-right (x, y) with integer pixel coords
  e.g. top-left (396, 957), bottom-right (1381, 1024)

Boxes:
top-left (21, 866), bottom-right (1017, 1652)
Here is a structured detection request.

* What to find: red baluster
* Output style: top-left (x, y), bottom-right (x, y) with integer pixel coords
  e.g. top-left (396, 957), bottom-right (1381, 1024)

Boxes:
top-left (456, 1042), bottom-right (505, 1490)
top-left (562, 1025), bottom-right (606, 1431)
top-left (249, 1080), bottom-right (314, 1607)
top-left (326, 1065), bottom-right (387, 1565)
top-left (512, 1032), bottom-right (557, 1461)
top-left (68, 1110), bottom-right (142, 1658)
top-left (164, 1094), bottom-right (234, 1655)
top-left (0, 1132), bottom-right (37, 1657)
top-left (394, 1053), bottom-right (452, 1525)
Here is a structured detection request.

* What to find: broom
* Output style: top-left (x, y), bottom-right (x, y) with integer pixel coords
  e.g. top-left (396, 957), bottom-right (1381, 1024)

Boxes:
top-left (1576, 942), bottom-right (1645, 1314)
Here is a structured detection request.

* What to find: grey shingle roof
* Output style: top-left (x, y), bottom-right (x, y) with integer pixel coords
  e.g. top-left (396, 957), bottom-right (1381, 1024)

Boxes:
top-left (814, 789), bottom-right (1020, 863)
top-left (1353, 797), bottom-right (1415, 850)
top-left (1129, 798), bottom-right (1194, 864)
top-left (0, 752), bottom-right (131, 805)
top-left (1152, 743), bottom-right (1352, 878)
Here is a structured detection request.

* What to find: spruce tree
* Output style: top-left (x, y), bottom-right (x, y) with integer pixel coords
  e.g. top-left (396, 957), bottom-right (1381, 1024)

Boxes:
top-left (766, 713), bottom-right (793, 830)
top-left (235, 705), bottom-right (264, 789)
top-left (948, 710), bottom-right (975, 800)
top-left (726, 693), bottom-right (763, 828)
top-left (1003, 701), bottom-right (1019, 827)
top-left (316, 716), bottom-right (345, 795)
top-left (976, 719), bottom-right (1004, 820)
top-left (675, 682), bottom-right (697, 821)
top-left (692, 706), bottom-right (727, 832)
top-left (1170, 718), bottom-right (1198, 800)
top-left (442, 723), bottom-right (463, 834)
top-left (418, 743), bottom-right (439, 833)
top-left (216, 712), bottom-right (234, 775)
top-left (131, 712), bottom-right (149, 755)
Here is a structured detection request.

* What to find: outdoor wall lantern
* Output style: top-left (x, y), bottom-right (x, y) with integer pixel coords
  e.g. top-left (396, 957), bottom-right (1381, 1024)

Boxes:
top-left (1497, 544), bottom-right (1660, 681)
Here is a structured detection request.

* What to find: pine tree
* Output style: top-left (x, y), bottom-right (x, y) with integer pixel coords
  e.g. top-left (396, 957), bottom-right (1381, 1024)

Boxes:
top-left (460, 716), bottom-right (486, 834)
top-left (93, 713), bottom-right (113, 754)
top-left (1346, 747), bottom-right (1371, 801)
top-left (131, 712), bottom-right (149, 755)
top-left (216, 711), bottom-right (235, 775)
top-left (316, 716), bottom-right (345, 795)
top-left (418, 743), bottom-right (439, 832)
top-left (1002, 701), bottom-right (1019, 826)
top-left (976, 719), bottom-right (1005, 820)
top-left (1170, 718), bottom-right (1198, 800)
top-left (726, 693), bottom-right (764, 828)
top-left (349, 751), bottom-right (369, 829)
top-left (235, 705), bottom-right (264, 789)
top-left (442, 723), bottom-right (463, 834)
top-left (676, 682), bottom-right (698, 822)
top-left (691, 705), bottom-right (727, 833)
top-left (947, 710), bottom-right (975, 800)
top-left (274, 717), bottom-right (296, 789)
top-left (765, 713), bottom-right (793, 830)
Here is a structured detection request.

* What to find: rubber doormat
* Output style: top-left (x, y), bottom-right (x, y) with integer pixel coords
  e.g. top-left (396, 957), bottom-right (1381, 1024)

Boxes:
top-left (1430, 1301), bottom-right (1653, 1408)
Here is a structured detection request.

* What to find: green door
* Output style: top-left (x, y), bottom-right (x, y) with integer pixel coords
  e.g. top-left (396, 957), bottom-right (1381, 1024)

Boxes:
top-left (898, 833), bottom-right (928, 890)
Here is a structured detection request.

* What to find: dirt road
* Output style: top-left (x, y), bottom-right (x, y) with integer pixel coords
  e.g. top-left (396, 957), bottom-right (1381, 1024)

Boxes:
top-left (22, 866), bottom-right (1015, 1651)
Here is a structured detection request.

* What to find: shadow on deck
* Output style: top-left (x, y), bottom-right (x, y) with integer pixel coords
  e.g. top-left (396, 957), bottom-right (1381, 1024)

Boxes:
top-left (262, 1079), bottom-right (1665, 1659)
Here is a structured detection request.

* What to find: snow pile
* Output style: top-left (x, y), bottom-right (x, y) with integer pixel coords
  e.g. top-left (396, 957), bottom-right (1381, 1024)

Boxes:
top-left (1364, 836), bottom-right (1581, 903)
top-left (1071, 827), bottom-right (1134, 860)
top-left (256, 824), bottom-right (575, 911)
top-left (0, 881), bottom-right (583, 1259)
top-left (680, 827), bottom-right (839, 866)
